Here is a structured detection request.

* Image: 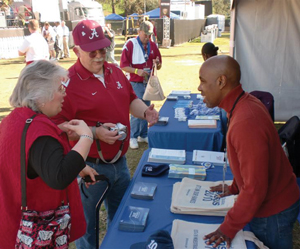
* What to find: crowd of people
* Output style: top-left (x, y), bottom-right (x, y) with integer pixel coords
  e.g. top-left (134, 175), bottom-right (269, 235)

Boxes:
top-left (18, 19), bottom-right (71, 63)
top-left (0, 17), bottom-right (299, 249)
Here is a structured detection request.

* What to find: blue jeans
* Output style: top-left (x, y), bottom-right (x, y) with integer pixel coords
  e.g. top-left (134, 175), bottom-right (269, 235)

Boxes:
top-left (250, 199), bottom-right (300, 249)
top-left (130, 82), bottom-right (150, 139)
top-left (75, 156), bottom-right (130, 249)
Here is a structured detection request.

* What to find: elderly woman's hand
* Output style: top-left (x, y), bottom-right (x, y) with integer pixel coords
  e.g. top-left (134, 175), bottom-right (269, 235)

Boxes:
top-left (63, 119), bottom-right (93, 139)
top-left (79, 165), bottom-right (99, 188)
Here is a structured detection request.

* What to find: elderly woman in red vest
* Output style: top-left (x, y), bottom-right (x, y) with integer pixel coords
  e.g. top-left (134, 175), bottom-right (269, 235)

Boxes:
top-left (0, 60), bottom-right (98, 248)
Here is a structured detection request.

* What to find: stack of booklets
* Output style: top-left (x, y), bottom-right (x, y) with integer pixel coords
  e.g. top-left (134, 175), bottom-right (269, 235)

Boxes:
top-left (170, 178), bottom-right (236, 216)
top-left (171, 220), bottom-right (247, 249)
top-left (148, 148), bottom-right (186, 164)
top-left (173, 100), bottom-right (193, 109)
top-left (168, 164), bottom-right (206, 180)
top-left (170, 90), bottom-right (191, 96)
top-left (130, 182), bottom-right (157, 200)
top-left (195, 115), bottom-right (220, 120)
top-left (192, 150), bottom-right (224, 166)
top-left (188, 119), bottom-right (217, 128)
top-left (118, 206), bottom-right (150, 232)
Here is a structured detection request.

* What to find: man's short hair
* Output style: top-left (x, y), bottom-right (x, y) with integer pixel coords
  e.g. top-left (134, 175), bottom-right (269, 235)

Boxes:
top-left (139, 21), bottom-right (153, 35)
top-left (28, 19), bottom-right (39, 31)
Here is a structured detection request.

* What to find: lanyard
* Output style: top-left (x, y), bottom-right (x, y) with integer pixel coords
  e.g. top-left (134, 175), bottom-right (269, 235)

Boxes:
top-left (137, 37), bottom-right (150, 62)
top-left (222, 90), bottom-right (244, 194)
top-left (227, 91), bottom-right (245, 128)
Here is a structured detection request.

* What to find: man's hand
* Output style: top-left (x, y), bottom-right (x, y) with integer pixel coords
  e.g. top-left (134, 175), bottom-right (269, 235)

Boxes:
top-left (136, 69), bottom-right (150, 77)
top-left (153, 56), bottom-right (161, 70)
top-left (144, 104), bottom-right (159, 127)
top-left (203, 228), bottom-right (232, 248)
top-left (210, 184), bottom-right (232, 198)
top-left (95, 123), bottom-right (122, 144)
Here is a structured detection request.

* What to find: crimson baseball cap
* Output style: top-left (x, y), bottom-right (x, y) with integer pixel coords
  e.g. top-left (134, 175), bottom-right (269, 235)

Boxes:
top-left (142, 163), bottom-right (169, 177)
top-left (72, 20), bottom-right (111, 52)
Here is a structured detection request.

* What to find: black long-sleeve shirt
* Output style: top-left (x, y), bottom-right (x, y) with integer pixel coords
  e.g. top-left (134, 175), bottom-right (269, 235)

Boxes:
top-left (27, 136), bottom-right (85, 190)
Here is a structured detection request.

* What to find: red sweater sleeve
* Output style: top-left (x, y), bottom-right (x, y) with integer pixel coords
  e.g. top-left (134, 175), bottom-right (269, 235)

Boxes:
top-left (220, 118), bottom-right (270, 238)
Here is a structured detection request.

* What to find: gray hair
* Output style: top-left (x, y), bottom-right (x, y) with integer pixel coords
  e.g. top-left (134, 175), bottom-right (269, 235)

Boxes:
top-left (9, 60), bottom-right (68, 112)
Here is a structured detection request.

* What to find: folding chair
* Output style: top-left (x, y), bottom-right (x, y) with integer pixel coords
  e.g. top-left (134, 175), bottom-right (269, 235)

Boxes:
top-left (250, 91), bottom-right (275, 121)
top-left (278, 116), bottom-right (300, 176)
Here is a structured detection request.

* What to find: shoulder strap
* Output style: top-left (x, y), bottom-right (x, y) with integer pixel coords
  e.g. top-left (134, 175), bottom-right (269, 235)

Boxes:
top-left (21, 114), bottom-right (37, 210)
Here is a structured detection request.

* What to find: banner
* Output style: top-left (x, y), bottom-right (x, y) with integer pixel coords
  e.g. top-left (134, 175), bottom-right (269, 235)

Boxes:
top-left (160, 0), bottom-right (171, 18)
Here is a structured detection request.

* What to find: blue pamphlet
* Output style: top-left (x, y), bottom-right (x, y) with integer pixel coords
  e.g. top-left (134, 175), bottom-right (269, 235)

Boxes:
top-left (118, 206), bottom-right (150, 232)
top-left (131, 182), bottom-right (157, 200)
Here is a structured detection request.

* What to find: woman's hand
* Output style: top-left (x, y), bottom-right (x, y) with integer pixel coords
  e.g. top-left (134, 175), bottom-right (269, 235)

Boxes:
top-left (63, 119), bottom-right (92, 138)
top-left (79, 165), bottom-right (99, 188)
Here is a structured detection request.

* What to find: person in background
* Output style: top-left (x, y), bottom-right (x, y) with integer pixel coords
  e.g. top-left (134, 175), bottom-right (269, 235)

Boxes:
top-left (200, 41), bottom-right (227, 149)
top-left (61, 20), bottom-right (70, 58)
top-left (54, 20), bottom-right (64, 59)
top-left (52, 20), bottom-right (159, 249)
top-left (198, 55), bottom-right (300, 249)
top-left (120, 20), bottom-right (162, 149)
top-left (201, 42), bottom-right (219, 61)
top-left (42, 21), bottom-right (56, 60)
top-left (150, 20), bottom-right (158, 46)
top-left (144, 16), bottom-right (158, 46)
top-left (0, 60), bottom-right (98, 248)
top-left (18, 19), bottom-right (49, 65)
top-left (103, 23), bottom-right (118, 64)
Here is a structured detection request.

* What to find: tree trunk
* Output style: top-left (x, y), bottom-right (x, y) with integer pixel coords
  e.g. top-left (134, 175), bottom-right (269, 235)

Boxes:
top-left (111, 0), bottom-right (115, 13)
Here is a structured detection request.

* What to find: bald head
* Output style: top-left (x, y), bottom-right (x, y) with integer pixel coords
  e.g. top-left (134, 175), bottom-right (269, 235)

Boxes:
top-left (202, 55), bottom-right (241, 88)
top-left (198, 55), bottom-right (242, 108)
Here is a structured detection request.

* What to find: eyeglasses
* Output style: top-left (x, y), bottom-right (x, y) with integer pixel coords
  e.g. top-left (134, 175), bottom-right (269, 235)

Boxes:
top-left (89, 48), bottom-right (107, 58)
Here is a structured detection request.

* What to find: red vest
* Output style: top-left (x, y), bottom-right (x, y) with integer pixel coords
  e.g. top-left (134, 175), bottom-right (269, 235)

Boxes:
top-left (0, 107), bottom-right (86, 248)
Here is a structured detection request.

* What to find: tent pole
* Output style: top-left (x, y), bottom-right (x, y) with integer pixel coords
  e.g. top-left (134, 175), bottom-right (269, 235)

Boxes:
top-left (230, 0), bottom-right (237, 58)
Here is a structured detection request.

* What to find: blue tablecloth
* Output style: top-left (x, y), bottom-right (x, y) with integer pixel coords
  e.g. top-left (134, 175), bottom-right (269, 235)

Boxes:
top-left (100, 150), bottom-right (256, 249)
top-left (148, 94), bottom-right (225, 151)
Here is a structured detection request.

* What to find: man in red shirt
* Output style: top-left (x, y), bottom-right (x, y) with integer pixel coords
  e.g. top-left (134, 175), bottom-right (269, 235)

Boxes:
top-left (198, 55), bottom-right (299, 249)
top-left (120, 20), bottom-right (162, 149)
top-left (53, 20), bottom-right (159, 249)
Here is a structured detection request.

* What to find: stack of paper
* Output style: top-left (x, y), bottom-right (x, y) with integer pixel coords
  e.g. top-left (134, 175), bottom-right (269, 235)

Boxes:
top-left (192, 150), bottom-right (224, 166)
top-left (130, 182), bottom-right (157, 200)
top-left (188, 119), bottom-right (217, 128)
top-left (170, 90), bottom-right (191, 96)
top-left (118, 206), bottom-right (149, 232)
top-left (195, 115), bottom-right (220, 120)
top-left (168, 164), bottom-right (206, 180)
top-left (171, 220), bottom-right (247, 249)
top-left (148, 148), bottom-right (186, 164)
top-left (173, 100), bottom-right (193, 109)
top-left (171, 178), bottom-right (236, 216)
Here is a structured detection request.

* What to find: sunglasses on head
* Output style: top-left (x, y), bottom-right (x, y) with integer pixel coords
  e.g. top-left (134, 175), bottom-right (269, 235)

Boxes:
top-left (88, 48), bottom-right (107, 58)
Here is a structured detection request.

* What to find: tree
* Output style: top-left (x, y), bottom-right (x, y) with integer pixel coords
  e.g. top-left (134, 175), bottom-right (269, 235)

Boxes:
top-left (212, 0), bottom-right (231, 18)
top-left (123, 0), bottom-right (159, 15)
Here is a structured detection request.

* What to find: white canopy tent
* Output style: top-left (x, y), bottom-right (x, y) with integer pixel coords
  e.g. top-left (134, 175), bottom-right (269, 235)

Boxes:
top-left (230, 0), bottom-right (300, 121)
